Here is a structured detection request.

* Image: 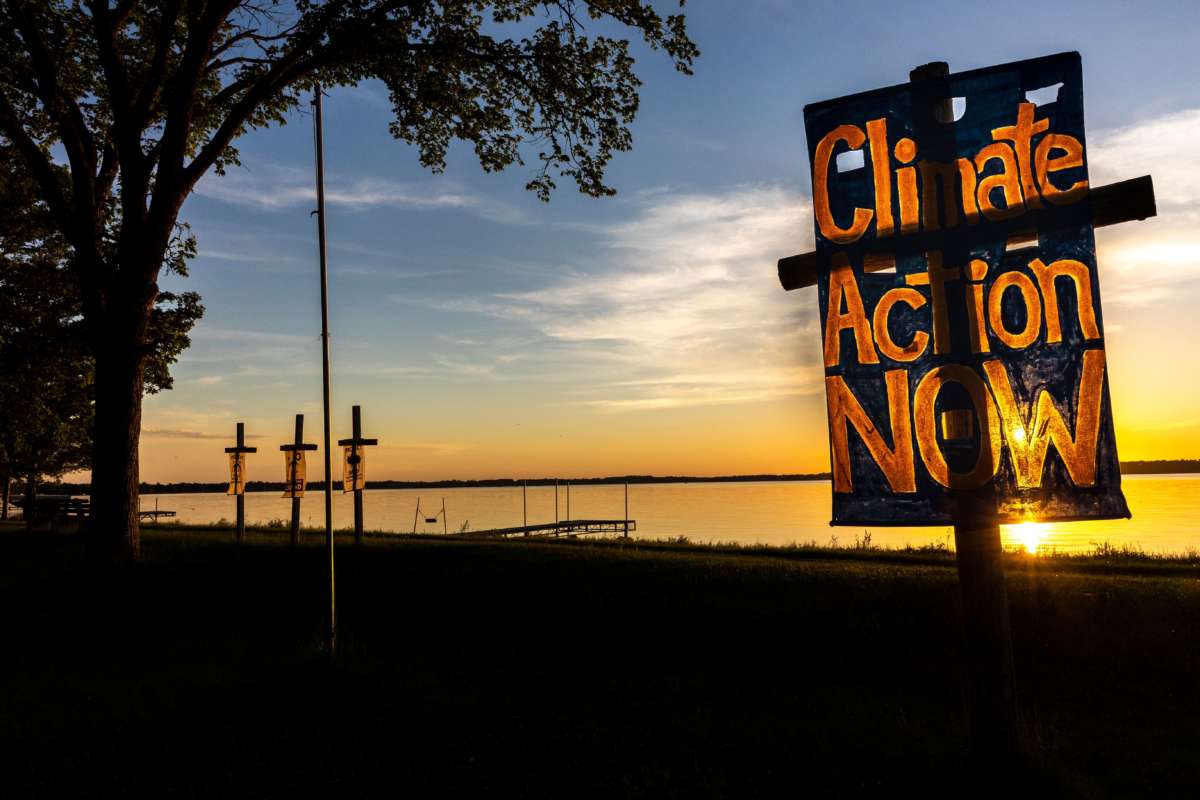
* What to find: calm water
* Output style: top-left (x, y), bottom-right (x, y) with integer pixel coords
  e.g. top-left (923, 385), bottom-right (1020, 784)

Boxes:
top-left (142, 474), bottom-right (1198, 554)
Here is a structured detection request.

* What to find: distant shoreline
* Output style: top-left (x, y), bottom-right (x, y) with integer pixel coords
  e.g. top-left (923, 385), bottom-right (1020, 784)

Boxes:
top-left (47, 472), bottom-right (834, 495)
top-left (38, 459), bottom-right (1200, 495)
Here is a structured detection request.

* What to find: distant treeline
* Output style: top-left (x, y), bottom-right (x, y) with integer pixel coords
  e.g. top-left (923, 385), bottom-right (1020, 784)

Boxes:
top-left (40, 473), bottom-right (833, 495)
top-left (35, 462), bottom-right (1200, 495)
top-left (1119, 459), bottom-right (1200, 475)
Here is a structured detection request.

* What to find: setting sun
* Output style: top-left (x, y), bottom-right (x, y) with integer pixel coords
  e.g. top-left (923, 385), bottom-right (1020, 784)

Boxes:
top-left (1009, 521), bottom-right (1050, 553)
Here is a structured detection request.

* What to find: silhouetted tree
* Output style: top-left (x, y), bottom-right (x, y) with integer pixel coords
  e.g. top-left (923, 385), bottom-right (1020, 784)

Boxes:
top-left (0, 144), bottom-right (202, 524)
top-left (0, 1), bottom-right (697, 563)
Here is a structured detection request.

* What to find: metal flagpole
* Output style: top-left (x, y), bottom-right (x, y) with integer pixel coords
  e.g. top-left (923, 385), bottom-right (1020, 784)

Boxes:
top-left (313, 85), bottom-right (336, 654)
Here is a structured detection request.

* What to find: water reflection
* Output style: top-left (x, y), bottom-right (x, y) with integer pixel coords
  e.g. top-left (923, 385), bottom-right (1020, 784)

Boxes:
top-left (143, 474), bottom-right (1199, 554)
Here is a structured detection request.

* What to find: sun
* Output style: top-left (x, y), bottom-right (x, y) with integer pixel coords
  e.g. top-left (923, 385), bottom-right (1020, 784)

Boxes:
top-left (1009, 521), bottom-right (1049, 553)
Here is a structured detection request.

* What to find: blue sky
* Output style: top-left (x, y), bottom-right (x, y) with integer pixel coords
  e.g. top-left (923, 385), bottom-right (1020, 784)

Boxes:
top-left (140, 0), bottom-right (1200, 482)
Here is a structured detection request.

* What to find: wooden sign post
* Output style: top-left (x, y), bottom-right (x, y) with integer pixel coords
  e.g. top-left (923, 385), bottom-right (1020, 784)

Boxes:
top-left (280, 414), bottom-right (318, 546)
top-left (224, 422), bottom-right (257, 545)
top-left (913, 60), bottom-right (1021, 757)
top-left (337, 405), bottom-right (378, 546)
top-left (781, 54), bottom-right (1155, 762)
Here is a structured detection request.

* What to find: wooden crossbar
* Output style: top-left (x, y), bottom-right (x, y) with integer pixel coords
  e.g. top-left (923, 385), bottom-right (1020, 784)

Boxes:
top-left (777, 175), bottom-right (1157, 291)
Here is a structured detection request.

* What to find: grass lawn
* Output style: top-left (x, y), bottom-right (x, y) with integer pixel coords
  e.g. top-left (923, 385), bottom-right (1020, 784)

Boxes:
top-left (1, 523), bottom-right (1197, 797)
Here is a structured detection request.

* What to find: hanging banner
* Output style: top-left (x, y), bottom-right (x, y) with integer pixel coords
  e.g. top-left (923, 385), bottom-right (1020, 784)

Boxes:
top-left (342, 445), bottom-right (366, 493)
top-left (283, 450), bottom-right (306, 498)
top-left (227, 452), bottom-right (247, 496)
top-left (804, 52), bottom-right (1129, 525)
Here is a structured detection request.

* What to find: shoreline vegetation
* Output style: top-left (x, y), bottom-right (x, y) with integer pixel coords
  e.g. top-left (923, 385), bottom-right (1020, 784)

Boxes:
top-left (2, 523), bottom-right (1198, 795)
top-left (37, 458), bottom-right (1200, 495)
top-left (110, 521), bottom-right (1200, 570)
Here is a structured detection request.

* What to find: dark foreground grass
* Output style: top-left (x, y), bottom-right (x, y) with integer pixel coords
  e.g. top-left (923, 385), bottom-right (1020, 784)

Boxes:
top-left (1, 525), bottom-right (1198, 798)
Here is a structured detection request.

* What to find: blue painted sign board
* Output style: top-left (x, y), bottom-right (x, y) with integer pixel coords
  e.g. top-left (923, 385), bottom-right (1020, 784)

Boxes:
top-left (804, 52), bottom-right (1129, 525)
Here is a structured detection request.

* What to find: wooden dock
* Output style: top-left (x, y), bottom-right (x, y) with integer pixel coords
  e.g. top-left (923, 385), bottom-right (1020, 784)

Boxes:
top-left (455, 519), bottom-right (636, 539)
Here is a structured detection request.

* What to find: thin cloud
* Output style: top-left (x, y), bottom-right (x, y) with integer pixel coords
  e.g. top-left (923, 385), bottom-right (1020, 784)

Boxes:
top-left (194, 162), bottom-right (525, 223)
top-left (383, 441), bottom-right (472, 457)
top-left (427, 184), bottom-right (823, 410)
top-left (144, 428), bottom-right (264, 440)
top-left (1090, 108), bottom-right (1200, 307)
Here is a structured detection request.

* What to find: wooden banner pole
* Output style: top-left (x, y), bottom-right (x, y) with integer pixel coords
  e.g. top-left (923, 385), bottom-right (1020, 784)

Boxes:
top-left (953, 490), bottom-right (1020, 759)
top-left (280, 416), bottom-right (316, 546)
top-left (338, 405), bottom-right (377, 546)
top-left (910, 60), bottom-right (1020, 761)
top-left (236, 422), bottom-right (245, 545)
top-left (224, 423), bottom-right (256, 544)
top-left (290, 414), bottom-right (303, 545)
top-left (352, 406), bottom-right (364, 545)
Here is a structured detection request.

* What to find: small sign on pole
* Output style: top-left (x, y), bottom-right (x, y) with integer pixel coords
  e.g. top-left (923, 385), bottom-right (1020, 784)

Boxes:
top-left (280, 414), bottom-right (317, 546)
top-left (227, 453), bottom-right (247, 496)
top-left (224, 422), bottom-right (258, 544)
top-left (341, 446), bottom-right (366, 493)
top-left (283, 450), bottom-right (307, 498)
top-left (337, 405), bottom-right (378, 546)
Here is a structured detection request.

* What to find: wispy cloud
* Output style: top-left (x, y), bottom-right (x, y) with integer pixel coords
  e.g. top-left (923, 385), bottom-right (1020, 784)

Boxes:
top-left (173, 325), bottom-right (318, 384)
top-left (576, 366), bottom-right (824, 411)
top-left (383, 441), bottom-right (472, 457)
top-left (194, 162), bottom-right (525, 223)
top-left (1089, 108), bottom-right (1200, 307)
top-left (417, 184), bottom-right (823, 410)
top-left (144, 428), bottom-right (263, 440)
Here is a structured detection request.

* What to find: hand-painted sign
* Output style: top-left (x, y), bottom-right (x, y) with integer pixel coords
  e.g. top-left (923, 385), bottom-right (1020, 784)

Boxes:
top-left (342, 445), bottom-right (366, 493)
top-left (283, 450), bottom-right (307, 498)
top-left (227, 452), bottom-right (247, 496)
top-left (804, 52), bottom-right (1129, 525)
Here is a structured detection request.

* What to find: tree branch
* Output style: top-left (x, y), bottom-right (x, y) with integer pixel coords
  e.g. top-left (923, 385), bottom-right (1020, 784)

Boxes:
top-left (142, 0), bottom-right (244, 270)
top-left (11, 3), bottom-right (97, 176)
top-left (0, 92), bottom-right (70, 233)
top-left (130, 0), bottom-right (181, 132)
top-left (87, 0), bottom-right (133, 118)
top-left (95, 139), bottom-right (119, 205)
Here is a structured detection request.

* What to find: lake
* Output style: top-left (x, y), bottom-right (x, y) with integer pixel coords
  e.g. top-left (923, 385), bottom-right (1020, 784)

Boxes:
top-left (141, 474), bottom-right (1199, 554)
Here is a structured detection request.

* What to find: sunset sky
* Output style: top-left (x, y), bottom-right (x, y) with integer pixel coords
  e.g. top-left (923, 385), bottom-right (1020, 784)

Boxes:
top-left (129, 0), bottom-right (1200, 484)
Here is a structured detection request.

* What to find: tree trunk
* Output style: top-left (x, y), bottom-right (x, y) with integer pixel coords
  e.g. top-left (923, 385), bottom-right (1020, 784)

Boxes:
top-left (1, 472), bottom-right (9, 520)
top-left (88, 333), bottom-right (147, 565)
